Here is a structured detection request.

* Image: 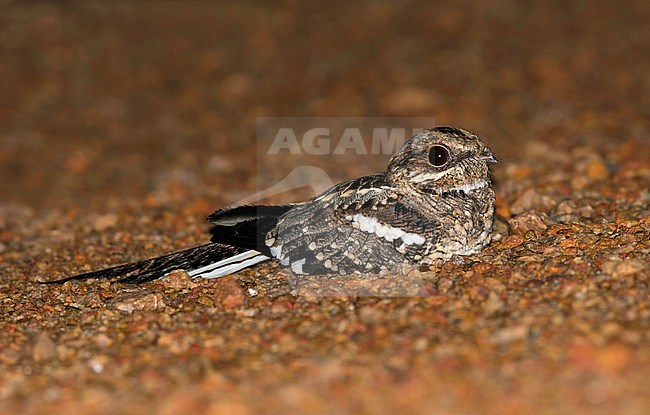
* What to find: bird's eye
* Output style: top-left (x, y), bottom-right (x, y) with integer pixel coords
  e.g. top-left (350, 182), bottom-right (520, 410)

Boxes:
top-left (428, 145), bottom-right (450, 167)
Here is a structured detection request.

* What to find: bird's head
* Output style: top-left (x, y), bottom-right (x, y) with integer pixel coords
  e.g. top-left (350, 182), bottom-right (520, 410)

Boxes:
top-left (386, 127), bottom-right (496, 194)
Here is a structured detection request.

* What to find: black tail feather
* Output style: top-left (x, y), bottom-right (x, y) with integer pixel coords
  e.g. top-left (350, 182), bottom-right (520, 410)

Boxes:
top-left (207, 204), bottom-right (293, 225)
top-left (41, 243), bottom-right (246, 284)
top-left (209, 204), bottom-right (293, 256)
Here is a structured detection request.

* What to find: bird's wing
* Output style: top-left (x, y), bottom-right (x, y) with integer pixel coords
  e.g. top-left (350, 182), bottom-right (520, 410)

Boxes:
top-left (267, 174), bottom-right (434, 275)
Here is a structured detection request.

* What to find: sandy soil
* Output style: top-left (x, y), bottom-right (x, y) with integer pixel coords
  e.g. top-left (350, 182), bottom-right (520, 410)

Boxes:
top-left (1, 1), bottom-right (649, 414)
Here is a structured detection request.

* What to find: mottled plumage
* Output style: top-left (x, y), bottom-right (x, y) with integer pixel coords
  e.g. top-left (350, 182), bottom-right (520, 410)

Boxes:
top-left (46, 127), bottom-right (496, 284)
top-left (261, 126), bottom-right (496, 276)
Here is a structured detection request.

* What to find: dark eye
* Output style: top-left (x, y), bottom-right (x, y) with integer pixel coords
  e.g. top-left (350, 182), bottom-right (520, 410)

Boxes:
top-left (428, 145), bottom-right (450, 167)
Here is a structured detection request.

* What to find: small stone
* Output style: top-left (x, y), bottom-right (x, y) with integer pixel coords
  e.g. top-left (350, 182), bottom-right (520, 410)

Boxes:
top-left (489, 325), bottom-right (527, 345)
top-left (197, 296), bottom-right (215, 307)
top-left (212, 276), bottom-right (246, 310)
top-left (237, 308), bottom-right (258, 318)
top-left (572, 148), bottom-right (610, 185)
top-left (554, 199), bottom-right (578, 214)
top-left (92, 213), bottom-right (119, 232)
top-left (511, 188), bottom-right (557, 214)
top-left (492, 216), bottom-right (510, 241)
top-left (570, 176), bottom-right (590, 190)
top-left (560, 237), bottom-right (579, 250)
top-left (111, 291), bottom-right (167, 314)
top-left (203, 336), bottom-right (226, 348)
top-left (93, 333), bottom-right (114, 348)
top-left (88, 355), bottom-right (110, 374)
top-left (501, 234), bottom-right (525, 249)
top-left (586, 159), bottom-right (609, 180)
top-left (504, 164), bottom-right (532, 180)
top-left (553, 199), bottom-right (595, 223)
top-left (413, 337), bottom-right (429, 351)
top-left (510, 210), bottom-right (551, 236)
top-left (162, 270), bottom-right (198, 290)
top-left (157, 333), bottom-right (191, 355)
top-left (32, 331), bottom-right (56, 362)
top-left (483, 291), bottom-right (505, 316)
top-left (219, 73), bottom-right (253, 101)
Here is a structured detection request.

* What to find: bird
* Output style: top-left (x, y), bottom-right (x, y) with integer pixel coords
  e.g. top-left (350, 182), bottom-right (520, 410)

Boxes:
top-left (45, 127), bottom-right (496, 284)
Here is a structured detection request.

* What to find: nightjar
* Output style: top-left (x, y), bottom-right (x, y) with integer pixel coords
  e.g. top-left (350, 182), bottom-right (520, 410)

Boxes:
top-left (47, 127), bottom-right (496, 284)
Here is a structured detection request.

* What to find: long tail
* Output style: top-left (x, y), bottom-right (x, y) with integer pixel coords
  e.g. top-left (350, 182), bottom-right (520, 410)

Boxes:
top-left (44, 204), bottom-right (292, 284)
top-left (42, 243), bottom-right (269, 284)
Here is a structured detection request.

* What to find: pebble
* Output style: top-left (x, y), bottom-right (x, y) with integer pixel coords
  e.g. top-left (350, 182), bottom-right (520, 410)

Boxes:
top-left (92, 213), bottom-right (119, 232)
top-left (553, 199), bottom-right (595, 223)
top-left (93, 333), bottom-right (114, 348)
top-left (586, 159), bottom-right (610, 180)
top-left (501, 234), bottom-right (525, 249)
top-left (161, 270), bottom-right (198, 290)
top-left (509, 210), bottom-right (551, 236)
top-left (212, 276), bottom-right (247, 310)
top-left (32, 332), bottom-right (56, 363)
top-left (489, 325), bottom-right (527, 345)
top-left (88, 355), bottom-right (110, 374)
top-left (483, 291), bottom-right (505, 316)
top-left (511, 188), bottom-right (557, 214)
top-left (111, 291), bottom-right (167, 314)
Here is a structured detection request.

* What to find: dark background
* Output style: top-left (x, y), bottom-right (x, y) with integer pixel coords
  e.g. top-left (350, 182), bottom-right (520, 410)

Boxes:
top-left (2, 1), bottom-right (648, 210)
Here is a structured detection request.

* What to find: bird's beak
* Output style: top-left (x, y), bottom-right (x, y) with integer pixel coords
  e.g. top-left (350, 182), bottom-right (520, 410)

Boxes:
top-left (481, 151), bottom-right (498, 163)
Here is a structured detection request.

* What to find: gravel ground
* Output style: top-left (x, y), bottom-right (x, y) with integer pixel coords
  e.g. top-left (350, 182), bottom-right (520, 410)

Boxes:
top-left (1, 2), bottom-right (649, 414)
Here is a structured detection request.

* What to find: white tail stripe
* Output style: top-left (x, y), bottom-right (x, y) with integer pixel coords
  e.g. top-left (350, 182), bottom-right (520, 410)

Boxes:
top-left (187, 250), bottom-right (260, 277)
top-left (198, 255), bottom-right (269, 279)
